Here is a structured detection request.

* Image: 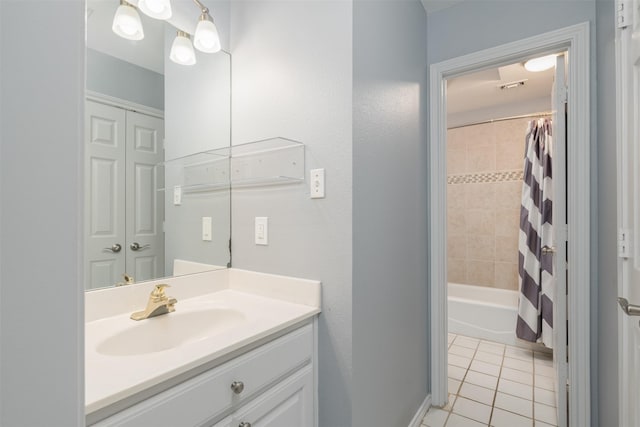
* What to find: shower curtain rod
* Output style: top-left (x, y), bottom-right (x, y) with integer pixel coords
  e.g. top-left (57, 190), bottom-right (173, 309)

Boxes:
top-left (447, 111), bottom-right (552, 130)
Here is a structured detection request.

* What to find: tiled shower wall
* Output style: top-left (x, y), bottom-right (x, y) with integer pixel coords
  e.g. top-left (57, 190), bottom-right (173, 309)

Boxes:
top-left (446, 117), bottom-right (545, 290)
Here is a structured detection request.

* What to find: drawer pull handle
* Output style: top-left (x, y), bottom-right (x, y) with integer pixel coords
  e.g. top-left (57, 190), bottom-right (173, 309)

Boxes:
top-left (231, 381), bottom-right (245, 394)
top-left (238, 422), bottom-right (251, 427)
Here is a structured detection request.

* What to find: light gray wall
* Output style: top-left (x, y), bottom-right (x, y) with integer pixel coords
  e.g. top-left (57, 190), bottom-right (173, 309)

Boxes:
top-left (427, 1), bottom-right (618, 425)
top-left (596, 1), bottom-right (618, 425)
top-left (0, 1), bottom-right (84, 425)
top-left (164, 25), bottom-right (232, 272)
top-left (229, 1), bottom-right (353, 426)
top-left (352, 1), bottom-right (429, 426)
top-left (86, 48), bottom-right (164, 110)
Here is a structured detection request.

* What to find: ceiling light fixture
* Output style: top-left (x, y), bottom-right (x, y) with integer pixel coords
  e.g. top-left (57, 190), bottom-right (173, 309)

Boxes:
top-left (193, 8), bottom-right (221, 53)
top-left (112, 0), bottom-right (144, 40)
top-left (138, 0), bottom-right (172, 20)
top-left (524, 54), bottom-right (557, 72)
top-left (170, 31), bottom-right (197, 66)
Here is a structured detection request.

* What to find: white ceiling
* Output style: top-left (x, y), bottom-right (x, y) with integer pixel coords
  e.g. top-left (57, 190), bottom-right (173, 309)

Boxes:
top-left (447, 62), bottom-right (555, 127)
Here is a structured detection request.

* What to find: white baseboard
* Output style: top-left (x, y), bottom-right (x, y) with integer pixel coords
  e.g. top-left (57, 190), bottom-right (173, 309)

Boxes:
top-left (408, 394), bottom-right (432, 427)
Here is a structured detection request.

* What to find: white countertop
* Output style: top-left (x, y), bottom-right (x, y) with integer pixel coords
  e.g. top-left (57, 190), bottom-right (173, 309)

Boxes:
top-left (85, 269), bottom-right (321, 415)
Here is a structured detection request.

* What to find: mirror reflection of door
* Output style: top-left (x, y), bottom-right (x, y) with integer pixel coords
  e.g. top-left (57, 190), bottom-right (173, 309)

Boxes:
top-left (85, 99), bottom-right (165, 289)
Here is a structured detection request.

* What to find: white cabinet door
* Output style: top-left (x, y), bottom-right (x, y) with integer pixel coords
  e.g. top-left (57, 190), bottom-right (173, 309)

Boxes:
top-left (225, 367), bottom-right (314, 427)
top-left (85, 100), bottom-right (126, 289)
top-left (125, 111), bottom-right (165, 282)
top-left (617, 1), bottom-right (640, 425)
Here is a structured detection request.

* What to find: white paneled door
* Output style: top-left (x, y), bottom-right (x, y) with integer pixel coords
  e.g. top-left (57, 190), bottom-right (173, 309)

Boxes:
top-left (617, 1), bottom-right (640, 425)
top-left (85, 100), bottom-right (164, 289)
top-left (125, 111), bottom-right (165, 283)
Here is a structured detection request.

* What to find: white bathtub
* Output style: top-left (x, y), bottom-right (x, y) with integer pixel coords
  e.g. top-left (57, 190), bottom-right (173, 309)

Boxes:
top-left (448, 282), bottom-right (522, 347)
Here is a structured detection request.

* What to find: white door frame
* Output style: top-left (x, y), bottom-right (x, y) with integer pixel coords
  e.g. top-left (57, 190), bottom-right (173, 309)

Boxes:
top-left (615, 1), bottom-right (637, 424)
top-left (429, 22), bottom-right (591, 427)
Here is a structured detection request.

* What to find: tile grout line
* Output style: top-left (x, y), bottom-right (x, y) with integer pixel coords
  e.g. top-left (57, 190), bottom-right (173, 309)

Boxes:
top-left (486, 345), bottom-right (505, 426)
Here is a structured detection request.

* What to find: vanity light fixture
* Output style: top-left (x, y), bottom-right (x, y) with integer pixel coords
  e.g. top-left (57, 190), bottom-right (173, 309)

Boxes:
top-left (138, 0), bottom-right (172, 20)
top-left (524, 54), bottom-right (557, 72)
top-left (112, 0), bottom-right (144, 41)
top-left (170, 31), bottom-right (197, 65)
top-left (193, 8), bottom-right (221, 53)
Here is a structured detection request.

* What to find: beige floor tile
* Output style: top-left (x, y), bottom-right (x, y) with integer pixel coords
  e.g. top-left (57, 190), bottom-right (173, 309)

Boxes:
top-left (478, 342), bottom-right (505, 355)
top-left (535, 364), bottom-right (554, 378)
top-left (458, 382), bottom-right (495, 406)
top-left (445, 413), bottom-right (486, 427)
top-left (534, 402), bottom-right (558, 425)
top-left (502, 356), bottom-right (533, 372)
top-left (497, 378), bottom-right (532, 400)
top-left (465, 370), bottom-right (499, 390)
top-left (450, 354), bottom-right (473, 369)
top-left (500, 367), bottom-right (533, 385)
top-left (534, 374), bottom-right (554, 391)
top-left (450, 345), bottom-right (477, 359)
top-left (455, 336), bottom-right (480, 350)
top-left (534, 387), bottom-right (556, 407)
top-left (504, 347), bottom-right (533, 362)
top-left (452, 396), bottom-right (492, 424)
top-left (474, 351), bottom-right (503, 366)
top-left (449, 378), bottom-right (462, 395)
top-left (449, 364), bottom-right (467, 381)
top-left (489, 407), bottom-right (533, 427)
top-left (494, 392), bottom-right (533, 418)
top-left (470, 359), bottom-right (501, 377)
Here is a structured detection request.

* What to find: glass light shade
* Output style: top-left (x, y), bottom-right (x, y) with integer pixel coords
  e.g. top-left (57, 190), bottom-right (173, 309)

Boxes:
top-left (170, 32), bottom-right (196, 66)
top-left (524, 55), bottom-right (556, 72)
top-left (194, 15), bottom-right (221, 53)
top-left (138, 0), bottom-right (172, 20)
top-left (112, 2), bottom-right (144, 41)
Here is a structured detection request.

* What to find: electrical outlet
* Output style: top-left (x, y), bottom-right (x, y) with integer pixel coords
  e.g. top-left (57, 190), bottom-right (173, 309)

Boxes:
top-left (310, 168), bottom-right (325, 198)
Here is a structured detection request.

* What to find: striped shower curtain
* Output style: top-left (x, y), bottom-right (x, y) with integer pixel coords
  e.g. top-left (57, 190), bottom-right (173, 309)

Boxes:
top-left (516, 118), bottom-right (554, 348)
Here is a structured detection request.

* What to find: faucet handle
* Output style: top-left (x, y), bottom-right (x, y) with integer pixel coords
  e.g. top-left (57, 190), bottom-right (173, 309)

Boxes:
top-left (151, 284), bottom-right (170, 299)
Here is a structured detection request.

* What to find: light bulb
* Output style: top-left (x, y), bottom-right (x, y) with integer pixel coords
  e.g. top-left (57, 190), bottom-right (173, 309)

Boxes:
top-left (194, 12), bottom-right (221, 53)
top-left (138, 0), bottom-right (172, 20)
top-left (524, 54), bottom-right (557, 72)
top-left (112, 0), bottom-right (144, 41)
top-left (170, 31), bottom-right (196, 66)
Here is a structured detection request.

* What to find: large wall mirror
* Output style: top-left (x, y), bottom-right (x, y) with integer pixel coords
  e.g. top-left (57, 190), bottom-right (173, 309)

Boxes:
top-left (85, 0), bottom-right (231, 290)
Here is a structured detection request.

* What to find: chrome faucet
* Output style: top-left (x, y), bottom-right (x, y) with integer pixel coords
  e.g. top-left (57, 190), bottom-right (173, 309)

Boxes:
top-left (130, 284), bottom-right (177, 321)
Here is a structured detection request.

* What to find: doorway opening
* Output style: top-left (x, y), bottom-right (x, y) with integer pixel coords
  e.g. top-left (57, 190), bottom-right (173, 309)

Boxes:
top-left (428, 23), bottom-right (591, 427)
top-left (434, 54), bottom-right (562, 426)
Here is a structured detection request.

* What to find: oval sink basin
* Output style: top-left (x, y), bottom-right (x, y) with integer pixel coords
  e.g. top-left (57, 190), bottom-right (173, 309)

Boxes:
top-left (96, 308), bottom-right (246, 356)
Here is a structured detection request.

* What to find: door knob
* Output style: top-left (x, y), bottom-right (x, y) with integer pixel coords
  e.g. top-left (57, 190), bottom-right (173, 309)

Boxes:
top-left (104, 243), bottom-right (122, 253)
top-left (130, 242), bottom-right (150, 251)
top-left (618, 297), bottom-right (640, 316)
top-left (542, 246), bottom-right (556, 255)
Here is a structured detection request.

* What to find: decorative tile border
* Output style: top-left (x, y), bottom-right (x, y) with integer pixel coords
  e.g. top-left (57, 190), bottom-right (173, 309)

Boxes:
top-left (447, 169), bottom-right (523, 185)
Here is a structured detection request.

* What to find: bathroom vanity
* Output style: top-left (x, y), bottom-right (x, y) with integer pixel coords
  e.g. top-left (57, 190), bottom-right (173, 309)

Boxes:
top-left (85, 269), bottom-right (321, 427)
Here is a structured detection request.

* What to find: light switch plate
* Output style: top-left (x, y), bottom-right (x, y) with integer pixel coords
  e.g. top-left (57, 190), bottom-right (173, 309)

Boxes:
top-left (255, 217), bottom-right (268, 245)
top-left (310, 168), bottom-right (325, 199)
top-left (173, 186), bottom-right (182, 205)
top-left (202, 217), bottom-right (212, 241)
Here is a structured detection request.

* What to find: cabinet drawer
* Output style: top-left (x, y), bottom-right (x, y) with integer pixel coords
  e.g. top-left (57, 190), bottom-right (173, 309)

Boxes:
top-left (93, 323), bottom-right (313, 427)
